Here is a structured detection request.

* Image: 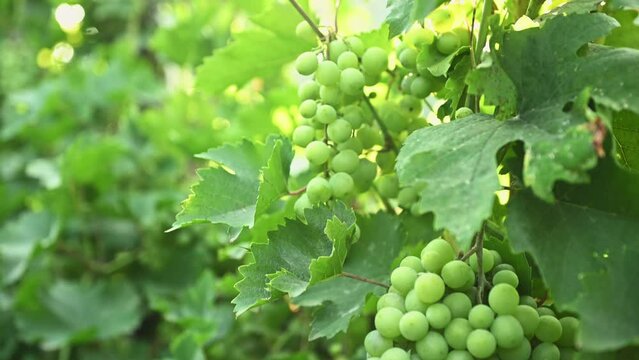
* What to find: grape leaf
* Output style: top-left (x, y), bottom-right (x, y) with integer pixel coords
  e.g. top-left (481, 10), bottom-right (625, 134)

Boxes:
top-left (232, 203), bottom-right (357, 315)
top-left (484, 235), bottom-right (533, 294)
top-left (385, 0), bottom-right (443, 37)
top-left (196, 3), bottom-right (313, 94)
top-left (171, 137), bottom-right (292, 231)
top-left (397, 13), bottom-right (639, 247)
top-left (612, 110), bottom-right (639, 172)
top-left (293, 213), bottom-right (436, 339)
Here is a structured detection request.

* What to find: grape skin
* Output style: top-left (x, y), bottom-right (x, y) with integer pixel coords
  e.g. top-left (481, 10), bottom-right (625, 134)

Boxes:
top-left (490, 315), bottom-right (525, 349)
top-left (375, 307), bottom-right (404, 339)
top-left (442, 260), bottom-right (473, 289)
top-left (492, 270), bottom-right (519, 288)
top-left (467, 329), bottom-right (496, 359)
top-left (415, 273), bottom-right (446, 304)
top-left (316, 61), bottom-right (340, 86)
top-left (377, 293), bottom-right (406, 312)
top-left (331, 149), bottom-right (359, 173)
top-left (390, 266), bottom-right (418, 295)
top-left (488, 283), bottom-right (519, 315)
top-left (468, 304), bottom-right (495, 329)
top-left (365, 330), bottom-right (393, 357)
top-left (444, 318), bottom-right (473, 350)
top-left (416, 332), bottom-right (448, 360)
top-left (399, 311), bottom-right (429, 341)
top-left (305, 141), bottom-right (330, 165)
top-left (426, 303), bottom-right (452, 329)
top-left (443, 292), bottom-right (472, 319)
top-left (306, 177), bottom-right (331, 204)
top-left (535, 315), bottom-right (563, 343)
top-left (295, 52), bottom-right (318, 75)
top-left (329, 172), bottom-right (354, 198)
top-left (514, 305), bottom-right (540, 338)
top-left (362, 47), bottom-right (388, 75)
top-left (292, 125), bottom-right (315, 147)
top-left (531, 342), bottom-right (560, 360)
top-left (327, 119), bottom-right (353, 143)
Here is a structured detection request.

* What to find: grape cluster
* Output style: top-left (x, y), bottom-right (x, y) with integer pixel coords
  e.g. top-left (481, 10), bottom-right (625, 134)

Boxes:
top-left (365, 238), bottom-right (580, 360)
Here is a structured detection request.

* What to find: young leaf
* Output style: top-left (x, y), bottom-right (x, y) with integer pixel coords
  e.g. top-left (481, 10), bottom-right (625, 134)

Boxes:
top-left (385, 0), bottom-right (444, 37)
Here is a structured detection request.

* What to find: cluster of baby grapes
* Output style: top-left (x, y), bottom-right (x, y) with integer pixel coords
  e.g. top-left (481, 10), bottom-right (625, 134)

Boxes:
top-left (365, 238), bottom-right (580, 360)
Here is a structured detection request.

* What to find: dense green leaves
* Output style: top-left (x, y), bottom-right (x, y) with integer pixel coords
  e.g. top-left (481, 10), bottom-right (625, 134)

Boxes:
top-left (386, 0), bottom-right (444, 37)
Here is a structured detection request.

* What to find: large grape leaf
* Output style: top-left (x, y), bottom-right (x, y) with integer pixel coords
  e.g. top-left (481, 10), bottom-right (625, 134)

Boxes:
top-left (397, 13), bottom-right (639, 248)
top-left (507, 159), bottom-right (639, 351)
top-left (385, 0), bottom-right (444, 37)
top-left (170, 137), bottom-right (292, 231)
top-left (232, 203), bottom-right (357, 315)
top-left (195, 2), bottom-right (314, 94)
top-left (612, 110), bottom-right (639, 172)
top-left (293, 213), bottom-right (438, 339)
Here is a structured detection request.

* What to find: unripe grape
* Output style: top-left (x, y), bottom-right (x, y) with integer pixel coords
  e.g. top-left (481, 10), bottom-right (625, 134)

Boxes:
top-left (443, 292), bottom-right (472, 319)
top-left (397, 187), bottom-right (418, 208)
top-left (399, 47), bottom-right (418, 69)
top-left (557, 316), bottom-right (580, 347)
top-left (377, 292), bottom-right (406, 312)
top-left (436, 32), bottom-right (461, 55)
top-left (493, 270), bottom-right (519, 288)
top-left (298, 81), bottom-right (320, 100)
top-left (357, 125), bottom-right (384, 148)
top-left (488, 284), bottom-right (519, 315)
top-left (467, 329), bottom-right (496, 359)
top-left (423, 238), bottom-right (456, 260)
top-left (490, 250), bottom-right (502, 265)
top-left (514, 305), bottom-right (540, 338)
top-left (455, 107), bottom-right (474, 119)
top-left (320, 85), bottom-right (341, 106)
top-left (468, 304), bottom-right (495, 329)
top-left (491, 315), bottom-right (524, 348)
top-left (399, 95), bottom-right (423, 116)
top-left (381, 348), bottom-right (410, 360)
top-left (416, 332), bottom-right (448, 360)
top-left (421, 250), bottom-right (447, 274)
top-left (351, 158), bottom-right (377, 191)
top-left (411, 76), bottom-right (435, 98)
top-left (329, 172), bottom-right (354, 198)
top-left (446, 350), bottom-right (474, 360)
top-left (295, 21), bottom-right (317, 43)
top-left (537, 307), bottom-right (556, 317)
top-left (294, 193), bottom-right (312, 220)
top-left (305, 141), bottom-right (330, 165)
top-left (375, 173), bottom-right (399, 198)
top-left (498, 338), bottom-right (531, 360)
top-left (316, 61), bottom-right (340, 86)
top-left (406, 27), bottom-right (436, 48)
top-left (337, 137), bottom-right (363, 154)
top-left (375, 307), bottom-right (403, 338)
top-left (390, 266), bottom-right (418, 295)
top-left (493, 263), bottom-right (516, 274)
top-left (415, 273), bottom-right (445, 304)
top-left (296, 52), bottom-right (318, 75)
top-left (342, 105), bottom-right (366, 128)
top-left (306, 177), bottom-right (332, 203)
top-left (531, 342), bottom-right (560, 360)
top-left (469, 249), bottom-right (495, 273)
top-left (316, 104), bottom-right (337, 124)
top-left (400, 256), bottom-right (423, 272)
top-left (362, 47), bottom-right (388, 75)
top-left (535, 315), bottom-right (563, 343)
top-left (340, 68), bottom-right (365, 95)
top-left (327, 119), bottom-right (353, 143)
top-left (293, 125), bottom-right (316, 147)
top-left (399, 311), bottom-right (429, 341)
top-left (364, 330), bottom-right (392, 357)
top-left (404, 290), bottom-right (428, 312)
top-left (337, 51), bottom-right (359, 69)
top-left (453, 27), bottom-right (471, 47)
top-left (430, 9), bottom-right (454, 28)
top-left (299, 99), bottom-right (317, 118)
top-left (426, 303), bottom-right (452, 329)
top-left (331, 149), bottom-right (359, 173)
top-left (559, 348), bottom-right (578, 360)
top-left (445, 318), bottom-right (473, 350)
top-left (329, 39), bottom-right (348, 61)
top-left (379, 101), bottom-right (409, 133)
top-left (376, 151), bottom-right (396, 173)
top-left (401, 74), bottom-right (415, 93)
top-left (441, 260), bottom-right (473, 289)
top-left (364, 71), bottom-right (382, 86)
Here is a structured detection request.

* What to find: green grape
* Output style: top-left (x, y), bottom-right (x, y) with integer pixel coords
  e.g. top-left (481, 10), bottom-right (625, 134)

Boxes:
top-left (406, 27), bottom-right (436, 48)
top-left (357, 125), bottom-right (384, 149)
top-left (397, 187), bottom-right (418, 208)
top-left (489, 250), bottom-right (502, 266)
top-left (416, 332), bottom-right (448, 360)
top-left (557, 316), bottom-right (579, 347)
top-left (381, 348), bottom-right (410, 360)
top-left (376, 151), bottom-right (396, 173)
top-left (446, 350), bottom-right (474, 360)
top-left (514, 305), bottom-right (540, 339)
top-left (316, 104), bottom-right (337, 124)
top-left (399, 48), bottom-right (418, 69)
top-left (296, 52), bottom-right (318, 75)
top-left (454, 107), bottom-right (473, 119)
top-left (441, 260), bottom-right (473, 289)
top-left (294, 193), bottom-right (312, 220)
top-left (295, 21), bottom-right (317, 43)
top-left (498, 338), bottom-right (531, 360)
top-left (459, 268), bottom-right (476, 291)
top-left (469, 249), bottom-right (495, 273)
top-left (493, 263), bottom-right (515, 274)
top-left (365, 330), bottom-right (393, 357)
top-left (492, 270), bottom-right (519, 288)
top-left (443, 293), bottom-right (472, 319)
top-left (329, 39), bottom-right (348, 61)
top-left (292, 125), bottom-right (316, 147)
top-left (337, 51), bottom-right (359, 69)
top-left (415, 273), bottom-right (445, 303)
top-left (559, 348), bottom-right (578, 360)
top-left (535, 315), bottom-right (563, 343)
top-left (399, 311), bottom-right (429, 341)
top-left (364, 71), bottom-right (381, 86)
top-left (519, 295), bottom-right (537, 308)
top-left (423, 238), bottom-right (456, 261)
top-left (305, 141), bottom-right (331, 165)
top-left (340, 68), bottom-right (365, 95)
top-left (306, 177), bottom-right (332, 203)
top-left (445, 318), bottom-right (473, 350)
top-left (298, 81), bottom-right (320, 100)
top-left (375, 173), bottom-right (399, 198)
top-left (379, 101), bottom-right (409, 133)
top-left (426, 303), bottom-right (452, 329)
top-left (327, 119), bottom-right (353, 143)
top-left (299, 99), bottom-right (317, 118)
top-left (404, 290), bottom-right (428, 312)
top-left (468, 304), bottom-right (495, 329)
top-left (351, 158), bottom-right (377, 191)
top-left (377, 292), bottom-right (406, 312)
top-left (337, 137), bottom-right (363, 154)
top-left (329, 172), bottom-right (354, 198)
top-left (316, 61), bottom-right (340, 86)
top-left (320, 85), bottom-right (341, 106)
top-left (421, 250), bottom-right (447, 274)
top-left (537, 307), bottom-right (556, 317)
top-left (488, 284), bottom-right (519, 315)
top-left (401, 74), bottom-right (415, 93)
top-left (390, 266), bottom-right (418, 296)
top-left (452, 27), bottom-right (471, 47)
top-left (411, 76), bottom-right (435, 98)
top-left (531, 342), bottom-right (560, 360)
top-left (361, 47), bottom-right (388, 75)
top-left (491, 315), bottom-right (524, 349)
top-left (345, 36), bottom-right (365, 56)
top-left (399, 95), bottom-right (423, 116)
top-left (467, 329), bottom-right (496, 359)
top-left (436, 32), bottom-right (461, 55)
top-left (331, 149), bottom-right (359, 173)
top-left (400, 256), bottom-right (424, 272)
top-left (375, 307), bottom-right (404, 338)
top-left (342, 105), bottom-right (366, 128)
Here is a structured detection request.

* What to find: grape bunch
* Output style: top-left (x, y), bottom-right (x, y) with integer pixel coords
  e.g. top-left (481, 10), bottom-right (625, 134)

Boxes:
top-left (365, 238), bottom-right (581, 360)
top-left (291, 23), bottom-right (427, 219)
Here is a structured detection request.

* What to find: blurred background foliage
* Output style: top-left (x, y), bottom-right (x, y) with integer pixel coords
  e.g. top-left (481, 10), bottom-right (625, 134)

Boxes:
top-left (0, 0), bottom-right (386, 359)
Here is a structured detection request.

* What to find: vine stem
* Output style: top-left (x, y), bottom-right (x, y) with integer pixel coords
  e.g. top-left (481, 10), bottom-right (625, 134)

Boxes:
top-left (474, 0), bottom-right (494, 65)
top-left (363, 96), bottom-right (398, 152)
top-left (288, 186), bottom-right (307, 196)
top-left (341, 272), bottom-right (390, 289)
top-left (288, 0), bottom-right (326, 42)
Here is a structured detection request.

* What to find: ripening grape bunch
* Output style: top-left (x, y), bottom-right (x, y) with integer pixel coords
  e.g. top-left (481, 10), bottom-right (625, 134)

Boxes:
top-left (365, 238), bottom-right (580, 360)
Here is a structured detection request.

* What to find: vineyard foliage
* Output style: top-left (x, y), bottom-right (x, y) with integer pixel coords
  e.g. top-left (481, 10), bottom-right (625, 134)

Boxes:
top-left (0, 0), bottom-right (638, 359)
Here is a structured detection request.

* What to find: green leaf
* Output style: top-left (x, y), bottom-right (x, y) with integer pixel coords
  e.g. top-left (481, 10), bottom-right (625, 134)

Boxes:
top-left (195, 3), bottom-right (313, 94)
top-left (293, 213), bottom-right (435, 339)
top-left (358, 24), bottom-right (392, 51)
top-left (416, 45), bottom-right (470, 77)
top-left (385, 0), bottom-right (444, 38)
top-left (171, 137), bottom-right (292, 231)
top-left (483, 234), bottom-right (533, 295)
top-left (398, 13), bottom-right (639, 247)
top-left (232, 202), bottom-right (357, 315)
top-left (611, 110), bottom-right (639, 172)
top-left (0, 212), bottom-right (58, 286)
top-left (14, 279), bottom-right (142, 349)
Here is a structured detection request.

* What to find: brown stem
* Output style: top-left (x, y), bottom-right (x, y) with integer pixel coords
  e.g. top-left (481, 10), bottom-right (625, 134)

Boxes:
top-left (288, 0), bottom-right (326, 41)
top-left (341, 272), bottom-right (390, 289)
top-left (288, 186), bottom-right (307, 196)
